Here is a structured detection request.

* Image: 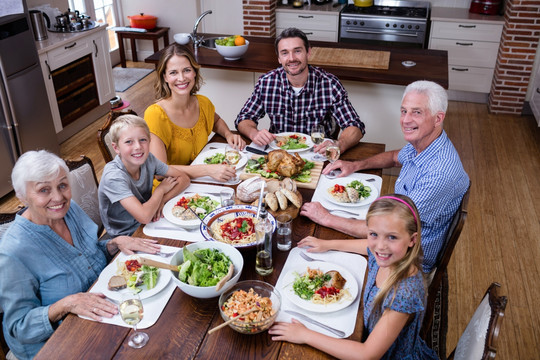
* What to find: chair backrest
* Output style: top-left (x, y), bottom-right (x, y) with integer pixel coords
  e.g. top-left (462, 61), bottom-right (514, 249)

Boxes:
top-left (448, 282), bottom-right (507, 360)
top-left (97, 109), bottom-right (138, 163)
top-left (65, 156), bottom-right (103, 236)
top-left (1, 211), bottom-right (17, 356)
top-left (421, 184), bottom-right (471, 339)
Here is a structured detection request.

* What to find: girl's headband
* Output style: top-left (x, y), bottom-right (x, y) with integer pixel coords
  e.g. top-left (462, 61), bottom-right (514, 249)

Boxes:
top-left (376, 196), bottom-right (418, 225)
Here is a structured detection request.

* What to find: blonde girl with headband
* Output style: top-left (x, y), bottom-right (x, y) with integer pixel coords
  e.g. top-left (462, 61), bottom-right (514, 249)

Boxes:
top-left (269, 194), bottom-right (438, 359)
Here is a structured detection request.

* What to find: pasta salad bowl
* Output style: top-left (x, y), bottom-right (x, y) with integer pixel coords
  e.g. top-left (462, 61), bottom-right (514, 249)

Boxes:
top-left (200, 205), bottom-right (276, 250)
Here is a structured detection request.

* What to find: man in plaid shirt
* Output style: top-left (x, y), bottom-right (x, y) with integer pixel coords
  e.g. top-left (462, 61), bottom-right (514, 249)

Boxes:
top-left (235, 28), bottom-right (365, 155)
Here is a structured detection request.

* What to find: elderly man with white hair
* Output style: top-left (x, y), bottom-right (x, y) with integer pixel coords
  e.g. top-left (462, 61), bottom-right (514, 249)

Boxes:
top-left (300, 80), bottom-right (470, 273)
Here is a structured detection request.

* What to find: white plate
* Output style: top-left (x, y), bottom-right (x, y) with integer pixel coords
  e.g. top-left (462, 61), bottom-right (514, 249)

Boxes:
top-left (163, 193), bottom-right (220, 229)
top-left (269, 132), bottom-right (313, 153)
top-left (191, 148), bottom-right (248, 169)
top-left (100, 254), bottom-right (172, 301)
top-left (323, 178), bottom-right (379, 207)
top-left (281, 261), bottom-right (358, 313)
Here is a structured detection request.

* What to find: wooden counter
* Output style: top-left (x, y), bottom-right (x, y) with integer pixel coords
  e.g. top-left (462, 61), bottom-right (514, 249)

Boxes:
top-left (145, 33), bottom-right (448, 88)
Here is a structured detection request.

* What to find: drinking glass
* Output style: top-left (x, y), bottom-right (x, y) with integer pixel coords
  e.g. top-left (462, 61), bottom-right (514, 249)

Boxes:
top-left (310, 124), bottom-right (326, 161)
top-left (120, 292), bottom-right (149, 348)
top-left (325, 140), bottom-right (341, 178)
top-left (220, 188), bottom-right (235, 207)
top-left (276, 214), bottom-right (292, 251)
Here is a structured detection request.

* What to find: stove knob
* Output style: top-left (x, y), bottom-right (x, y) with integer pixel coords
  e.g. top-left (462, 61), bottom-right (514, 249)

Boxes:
top-left (346, 20), bottom-right (351, 25)
top-left (385, 23), bottom-right (390, 27)
top-left (360, 21), bottom-right (364, 26)
top-left (393, 23), bottom-right (397, 28)
top-left (415, 25), bottom-right (420, 30)
top-left (408, 25), bottom-right (412, 29)
top-left (400, 24), bottom-right (404, 28)
top-left (353, 21), bottom-right (357, 25)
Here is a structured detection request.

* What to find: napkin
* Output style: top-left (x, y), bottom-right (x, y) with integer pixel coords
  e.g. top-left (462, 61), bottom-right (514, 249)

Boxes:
top-left (83, 245), bottom-right (179, 329)
top-left (310, 173), bottom-right (382, 220)
top-left (275, 247), bottom-right (367, 338)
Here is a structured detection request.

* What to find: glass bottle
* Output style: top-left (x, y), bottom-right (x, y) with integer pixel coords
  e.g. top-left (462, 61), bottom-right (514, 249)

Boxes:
top-left (255, 205), bottom-right (274, 275)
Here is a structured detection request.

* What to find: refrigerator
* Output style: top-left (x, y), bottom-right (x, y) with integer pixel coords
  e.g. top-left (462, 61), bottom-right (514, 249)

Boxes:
top-left (0, 4), bottom-right (59, 198)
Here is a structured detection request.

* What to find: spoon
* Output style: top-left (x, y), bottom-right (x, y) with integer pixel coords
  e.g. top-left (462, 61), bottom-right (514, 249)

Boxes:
top-left (207, 308), bottom-right (258, 334)
top-left (138, 257), bottom-right (179, 271)
top-left (188, 207), bottom-right (215, 238)
top-left (215, 263), bottom-right (234, 291)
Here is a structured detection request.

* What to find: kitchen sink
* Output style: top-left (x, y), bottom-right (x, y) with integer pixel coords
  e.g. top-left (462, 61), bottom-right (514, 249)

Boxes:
top-left (199, 37), bottom-right (224, 49)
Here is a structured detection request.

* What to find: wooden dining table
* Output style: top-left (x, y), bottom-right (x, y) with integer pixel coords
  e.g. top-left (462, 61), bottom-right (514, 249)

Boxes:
top-left (35, 139), bottom-right (385, 360)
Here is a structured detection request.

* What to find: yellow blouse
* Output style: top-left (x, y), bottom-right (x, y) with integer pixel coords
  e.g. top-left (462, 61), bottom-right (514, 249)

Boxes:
top-left (144, 94), bottom-right (215, 165)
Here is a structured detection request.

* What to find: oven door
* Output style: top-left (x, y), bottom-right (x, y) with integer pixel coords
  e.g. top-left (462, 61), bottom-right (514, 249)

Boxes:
top-left (339, 26), bottom-right (427, 48)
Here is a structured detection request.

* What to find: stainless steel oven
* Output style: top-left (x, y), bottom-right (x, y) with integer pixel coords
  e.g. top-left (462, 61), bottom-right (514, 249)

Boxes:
top-left (339, 0), bottom-right (430, 48)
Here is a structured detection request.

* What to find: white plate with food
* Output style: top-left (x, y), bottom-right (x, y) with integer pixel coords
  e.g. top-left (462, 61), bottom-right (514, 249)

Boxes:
top-left (324, 178), bottom-right (379, 207)
top-left (269, 132), bottom-right (313, 153)
top-left (163, 193), bottom-right (221, 229)
top-left (191, 148), bottom-right (247, 169)
top-left (100, 254), bottom-right (172, 301)
top-left (281, 261), bottom-right (358, 313)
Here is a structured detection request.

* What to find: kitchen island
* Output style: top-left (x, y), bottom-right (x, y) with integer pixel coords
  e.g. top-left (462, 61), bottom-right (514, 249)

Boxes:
top-left (145, 34), bottom-right (448, 151)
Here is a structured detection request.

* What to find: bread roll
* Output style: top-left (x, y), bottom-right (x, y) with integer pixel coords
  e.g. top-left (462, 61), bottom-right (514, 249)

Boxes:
top-left (280, 178), bottom-right (297, 193)
top-left (237, 177), bottom-right (266, 202)
top-left (280, 188), bottom-right (302, 208)
top-left (266, 179), bottom-right (281, 194)
top-left (275, 189), bottom-right (288, 210)
top-left (265, 192), bottom-right (279, 211)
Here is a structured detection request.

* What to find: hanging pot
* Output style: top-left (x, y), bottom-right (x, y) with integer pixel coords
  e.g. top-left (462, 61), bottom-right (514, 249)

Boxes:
top-left (127, 13), bottom-right (157, 29)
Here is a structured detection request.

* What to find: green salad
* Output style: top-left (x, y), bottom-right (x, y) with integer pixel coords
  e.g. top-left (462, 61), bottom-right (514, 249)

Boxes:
top-left (177, 247), bottom-right (232, 287)
top-left (127, 265), bottom-right (159, 293)
top-left (276, 134), bottom-right (309, 150)
top-left (204, 153), bottom-right (226, 164)
top-left (245, 157), bottom-right (314, 183)
top-left (347, 180), bottom-right (372, 199)
top-left (292, 271), bottom-right (331, 300)
top-left (176, 194), bottom-right (220, 220)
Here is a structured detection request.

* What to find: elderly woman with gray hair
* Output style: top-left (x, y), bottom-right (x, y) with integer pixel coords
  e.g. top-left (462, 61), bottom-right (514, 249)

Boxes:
top-left (0, 150), bottom-right (161, 360)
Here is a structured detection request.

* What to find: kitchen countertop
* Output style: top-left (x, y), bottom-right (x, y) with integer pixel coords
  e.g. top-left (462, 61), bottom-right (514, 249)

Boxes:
top-left (145, 33), bottom-right (449, 88)
top-left (431, 7), bottom-right (505, 25)
top-left (276, 2), bottom-right (345, 14)
top-left (34, 24), bottom-right (107, 55)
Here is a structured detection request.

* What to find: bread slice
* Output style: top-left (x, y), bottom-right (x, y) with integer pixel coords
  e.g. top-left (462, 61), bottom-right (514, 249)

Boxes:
top-left (265, 192), bottom-right (279, 211)
top-left (280, 188), bottom-right (301, 208)
top-left (275, 189), bottom-right (288, 210)
top-left (108, 275), bottom-right (127, 291)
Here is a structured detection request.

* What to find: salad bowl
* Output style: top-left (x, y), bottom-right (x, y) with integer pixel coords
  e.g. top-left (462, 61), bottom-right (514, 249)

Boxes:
top-left (169, 242), bottom-right (243, 298)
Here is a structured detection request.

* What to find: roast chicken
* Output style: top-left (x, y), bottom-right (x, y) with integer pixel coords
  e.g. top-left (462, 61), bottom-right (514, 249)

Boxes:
top-left (266, 150), bottom-right (305, 177)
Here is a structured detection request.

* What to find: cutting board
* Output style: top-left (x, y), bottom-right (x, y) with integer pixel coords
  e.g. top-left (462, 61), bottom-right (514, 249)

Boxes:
top-left (309, 47), bottom-right (391, 70)
top-left (239, 156), bottom-right (324, 190)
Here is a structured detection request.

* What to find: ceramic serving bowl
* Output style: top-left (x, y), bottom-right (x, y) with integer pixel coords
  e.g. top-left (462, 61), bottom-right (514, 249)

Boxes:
top-left (169, 241), bottom-right (243, 299)
top-left (218, 280), bottom-right (281, 334)
top-left (215, 40), bottom-right (249, 60)
top-left (174, 33), bottom-right (191, 45)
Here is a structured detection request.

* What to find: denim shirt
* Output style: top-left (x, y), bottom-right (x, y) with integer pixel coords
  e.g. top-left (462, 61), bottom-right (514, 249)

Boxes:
top-left (0, 201), bottom-right (109, 360)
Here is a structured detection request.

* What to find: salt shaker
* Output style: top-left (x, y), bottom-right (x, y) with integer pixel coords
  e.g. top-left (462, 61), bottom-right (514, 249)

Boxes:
top-left (255, 205), bottom-right (274, 275)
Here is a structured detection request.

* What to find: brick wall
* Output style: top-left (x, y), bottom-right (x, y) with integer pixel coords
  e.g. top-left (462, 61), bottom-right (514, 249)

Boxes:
top-left (243, 0), bottom-right (277, 37)
top-left (489, 0), bottom-right (540, 114)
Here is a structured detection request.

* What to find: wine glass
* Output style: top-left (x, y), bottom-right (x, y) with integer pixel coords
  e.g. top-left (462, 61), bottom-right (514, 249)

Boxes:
top-left (120, 292), bottom-right (149, 348)
top-left (310, 124), bottom-right (326, 161)
top-left (325, 140), bottom-right (341, 178)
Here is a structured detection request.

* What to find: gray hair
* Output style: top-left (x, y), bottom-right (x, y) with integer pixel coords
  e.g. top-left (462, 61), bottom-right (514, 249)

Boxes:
top-left (402, 81), bottom-right (448, 115)
top-left (11, 150), bottom-right (69, 199)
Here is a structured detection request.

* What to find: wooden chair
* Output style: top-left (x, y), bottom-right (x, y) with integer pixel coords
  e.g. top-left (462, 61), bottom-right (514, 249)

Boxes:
top-left (65, 156), bottom-right (103, 236)
top-left (97, 109), bottom-right (138, 163)
top-left (421, 184), bottom-right (471, 353)
top-left (0, 211), bottom-right (17, 358)
top-left (448, 282), bottom-right (507, 360)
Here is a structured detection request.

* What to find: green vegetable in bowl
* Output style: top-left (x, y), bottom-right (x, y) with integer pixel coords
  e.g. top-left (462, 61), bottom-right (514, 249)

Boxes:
top-left (347, 180), bottom-right (372, 199)
top-left (292, 271), bottom-right (331, 300)
top-left (178, 247), bottom-right (232, 287)
top-left (204, 152), bottom-right (226, 164)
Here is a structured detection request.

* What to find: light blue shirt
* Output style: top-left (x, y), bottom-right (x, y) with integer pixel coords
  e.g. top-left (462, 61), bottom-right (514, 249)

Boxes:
top-left (396, 130), bottom-right (470, 273)
top-left (0, 201), bottom-right (109, 360)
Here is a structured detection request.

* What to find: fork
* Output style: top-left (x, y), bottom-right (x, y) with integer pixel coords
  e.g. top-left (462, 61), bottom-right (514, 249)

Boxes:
top-left (299, 252), bottom-right (325, 262)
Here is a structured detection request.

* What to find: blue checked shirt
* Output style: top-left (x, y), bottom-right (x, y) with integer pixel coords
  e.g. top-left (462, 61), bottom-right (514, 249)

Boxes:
top-left (235, 65), bottom-right (365, 136)
top-left (396, 131), bottom-right (470, 273)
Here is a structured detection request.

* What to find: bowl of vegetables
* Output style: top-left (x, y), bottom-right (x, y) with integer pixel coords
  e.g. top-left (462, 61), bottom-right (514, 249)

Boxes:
top-left (218, 280), bottom-right (281, 334)
top-left (169, 242), bottom-right (243, 298)
top-left (215, 35), bottom-right (249, 60)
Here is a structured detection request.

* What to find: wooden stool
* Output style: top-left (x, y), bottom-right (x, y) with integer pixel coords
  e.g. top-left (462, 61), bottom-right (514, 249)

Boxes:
top-left (116, 27), bottom-right (170, 68)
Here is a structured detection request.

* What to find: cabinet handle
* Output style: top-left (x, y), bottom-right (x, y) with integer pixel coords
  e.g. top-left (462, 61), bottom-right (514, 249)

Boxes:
top-left (451, 67), bottom-right (469, 72)
top-left (93, 40), bottom-right (98, 57)
top-left (458, 24), bottom-right (476, 28)
top-left (456, 42), bottom-right (473, 46)
top-left (298, 15), bottom-right (314, 18)
top-left (64, 42), bottom-right (77, 49)
top-left (45, 60), bottom-right (52, 79)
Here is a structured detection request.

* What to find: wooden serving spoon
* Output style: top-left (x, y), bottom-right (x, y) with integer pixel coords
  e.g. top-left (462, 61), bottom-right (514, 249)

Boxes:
top-left (207, 307), bottom-right (258, 334)
top-left (138, 257), bottom-right (179, 271)
top-left (215, 263), bottom-right (234, 291)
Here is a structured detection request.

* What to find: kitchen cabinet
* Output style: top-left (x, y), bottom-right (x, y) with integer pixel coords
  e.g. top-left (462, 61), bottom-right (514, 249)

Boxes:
top-left (429, 7), bottom-right (504, 94)
top-left (276, 5), bottom-right (340, 42)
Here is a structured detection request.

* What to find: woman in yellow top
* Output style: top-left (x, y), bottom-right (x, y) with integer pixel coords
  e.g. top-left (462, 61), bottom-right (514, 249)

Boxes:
top-left (145, 43), bottom-right (245, 182)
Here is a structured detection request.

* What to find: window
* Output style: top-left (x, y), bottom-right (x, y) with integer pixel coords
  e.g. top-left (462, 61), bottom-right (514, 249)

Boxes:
top-left (68, 0), bottom-right (119, 51)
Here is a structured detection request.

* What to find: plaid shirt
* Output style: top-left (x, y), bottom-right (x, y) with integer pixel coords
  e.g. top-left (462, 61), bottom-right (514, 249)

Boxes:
top-left (235, 65), bottom-right (365, 136)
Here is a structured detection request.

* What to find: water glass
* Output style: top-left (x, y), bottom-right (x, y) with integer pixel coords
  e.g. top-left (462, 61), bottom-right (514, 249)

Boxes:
top-left (220, 188), bottom-right (235, 207)
top-left (276, 214), bottom-right (292, 251)
top-left (325, 140), bottom-right (341, 178)
top-left (310, 124), bottom-right (326, 161)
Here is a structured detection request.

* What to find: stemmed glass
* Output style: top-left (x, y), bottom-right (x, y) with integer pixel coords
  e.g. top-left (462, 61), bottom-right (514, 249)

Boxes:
top-left (310, 124), bottom-right (326, 161)
top-left (325, 139), bottom-right (341, 178)
top-left (120, 292), bottom-right (149, 348)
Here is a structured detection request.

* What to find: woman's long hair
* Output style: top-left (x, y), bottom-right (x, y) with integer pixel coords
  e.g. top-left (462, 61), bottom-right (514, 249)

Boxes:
top-left (366, 194), bottom-right (424, 319)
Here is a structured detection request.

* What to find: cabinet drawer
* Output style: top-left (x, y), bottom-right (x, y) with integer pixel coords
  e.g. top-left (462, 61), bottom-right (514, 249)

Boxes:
top-left (431, 21), bottom-right (503, 42)
top-left (430, 38), bottom-right (500, 68)
top-left (448, 65), bottom-right (494, 93)
top-left (47, 38), bottom-right (92, 70)
top-left (276, 12), bottom-right (338, 32)
top-left (277, 27), bottom-right (337, 42)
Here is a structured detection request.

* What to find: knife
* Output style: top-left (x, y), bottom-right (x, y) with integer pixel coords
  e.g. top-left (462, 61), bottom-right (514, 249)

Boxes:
top-left (285, 310), bottom-right (346, 337)
top-left (245, 146), bottom-right (268, 155)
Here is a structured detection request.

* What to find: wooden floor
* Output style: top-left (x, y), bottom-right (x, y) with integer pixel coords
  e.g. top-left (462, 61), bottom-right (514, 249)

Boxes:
top-left (1, 61), bottom-right (539, 359)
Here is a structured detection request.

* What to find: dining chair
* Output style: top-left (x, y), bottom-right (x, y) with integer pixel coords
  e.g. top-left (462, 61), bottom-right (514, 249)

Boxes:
top-left (421, 184), bottom-right (471, 355)
top-left (0, 211), bottom-right (17, 358)
top-left (97, 109), bottom-right (138, 163)
top-left (65, 156), bottom-right (103, 236)
top-left (447, 282), bottom-right (507, 360)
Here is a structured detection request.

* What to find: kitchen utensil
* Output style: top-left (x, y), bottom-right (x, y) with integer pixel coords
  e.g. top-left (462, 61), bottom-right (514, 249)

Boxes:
top-left (188, 207), bottom-right (215, 237)
top-left (256, 181), bottom-right (265, 218)
top-left (215, 263), bottom-right (234, 291)
top-left (299, 252), bottom-right (325, 262)
top-left (29, 10), bottom-right (50, 41)
top-left (285, 310), bottom-right (345, 337)
top-left (292, 1), bottom-right (303, 8)
top-left (208, 308), bottom-right (258, 334)
top-left (138, 257), bottom-right (179, 271)
top-left (353, 0), bottom-right (374, 7)
top-left (245, 146), bottom-right (268, 155)
top-left (128, 13), bottom-right (157, 29)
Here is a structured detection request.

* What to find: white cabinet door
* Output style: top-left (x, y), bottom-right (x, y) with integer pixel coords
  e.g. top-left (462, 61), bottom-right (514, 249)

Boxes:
top-left (38, 53), bottom-right (63, 133)
top-left (431, 21), bottom-right (503, 42)
top-left (90, 30), bottom-right (115, 104)
top-left (430, 38), bottom-right (500, 68)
